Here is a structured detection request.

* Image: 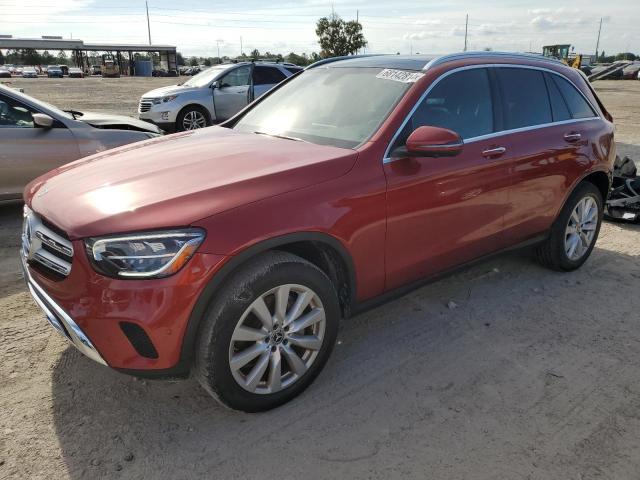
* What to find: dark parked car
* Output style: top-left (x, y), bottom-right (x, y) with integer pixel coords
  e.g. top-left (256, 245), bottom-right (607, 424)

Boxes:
top-left (47, 65), bottom-right (63, 78)
top-left (21, 52), bottom-right (614, 412)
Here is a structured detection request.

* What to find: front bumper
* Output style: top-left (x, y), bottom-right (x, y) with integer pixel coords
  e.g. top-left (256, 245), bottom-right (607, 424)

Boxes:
top-left (22, 244), bottom-right (226, 371)
top-left (139, 105), bottom-right (178, 126)
top-left (22, 256), bottom-right (107, 365)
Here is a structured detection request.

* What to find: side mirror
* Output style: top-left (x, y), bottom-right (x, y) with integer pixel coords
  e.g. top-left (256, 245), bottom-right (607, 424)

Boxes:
top-left (211, 80), bottom-right (220, 89)
top-left (399, 125), bottom-right (463, 158)
top-left (33, 113), bottom-right (54, 129)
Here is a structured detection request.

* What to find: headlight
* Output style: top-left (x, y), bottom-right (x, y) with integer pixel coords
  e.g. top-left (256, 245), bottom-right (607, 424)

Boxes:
top-left (85, 228), bottom-right (205, 279)
top-left (152, 95), bottom-right (178, 104)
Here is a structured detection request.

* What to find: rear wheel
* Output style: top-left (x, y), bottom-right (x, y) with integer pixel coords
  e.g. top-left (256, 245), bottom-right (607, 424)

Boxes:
top-left (535, 182), bottom-right (603, 271)
top-left (176, 106), bottom-right (210, 131)
top-left (195, 251), bottom-right (340, 412)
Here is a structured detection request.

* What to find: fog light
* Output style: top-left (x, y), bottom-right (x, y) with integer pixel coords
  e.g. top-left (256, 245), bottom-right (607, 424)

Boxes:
top-left (161, 111), bottom-right (169, 121)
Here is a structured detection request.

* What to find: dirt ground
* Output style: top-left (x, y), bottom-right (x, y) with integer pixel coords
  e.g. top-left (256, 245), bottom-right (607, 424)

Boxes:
top-left (1, 78), bottom-right (640, 480)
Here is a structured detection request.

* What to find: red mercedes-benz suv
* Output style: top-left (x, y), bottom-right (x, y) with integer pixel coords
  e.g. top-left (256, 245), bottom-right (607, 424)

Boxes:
top-left (22, 52), bottom-right (614, 411)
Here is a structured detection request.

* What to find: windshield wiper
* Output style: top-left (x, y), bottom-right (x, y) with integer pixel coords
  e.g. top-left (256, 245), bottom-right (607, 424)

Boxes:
top-left (254, 131), bottom-right (308, 143)
top-left (64, 109), bottom-right (83, 119)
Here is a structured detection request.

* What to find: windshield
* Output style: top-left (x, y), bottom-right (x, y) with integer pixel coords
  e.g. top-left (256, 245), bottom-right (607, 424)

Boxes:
top-left (233, 67), bottom-right (414, 148)
top-left (10, 89), bottom-right (73, 120)
top-left (183, 66), bottom-right (230, 88)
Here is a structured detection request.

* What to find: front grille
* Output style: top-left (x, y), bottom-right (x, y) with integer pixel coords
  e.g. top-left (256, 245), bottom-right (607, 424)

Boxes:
top-left (138, 98), bottom-right (153, 113)
top-left (22, 209), bottom-right (73, 278)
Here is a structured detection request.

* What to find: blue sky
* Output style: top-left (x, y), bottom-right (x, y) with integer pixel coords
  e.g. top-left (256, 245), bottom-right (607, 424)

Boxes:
top-left (2, 0), bottom-right (638, 57)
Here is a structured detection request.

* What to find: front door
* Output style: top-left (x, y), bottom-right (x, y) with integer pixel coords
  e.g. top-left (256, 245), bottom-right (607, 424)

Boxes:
top-left (0, 93), bottom-right (79, 201)
top-left (383, 67), bottom-right (512, 290)
top-left (213, 65), bottom-right (252, 122)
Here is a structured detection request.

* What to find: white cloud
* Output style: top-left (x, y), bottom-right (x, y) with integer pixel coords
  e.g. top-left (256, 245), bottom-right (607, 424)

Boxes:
top-left (476, 24), bottom-right (498, 36)
top-left (403, 31), bottom-right (440, 40)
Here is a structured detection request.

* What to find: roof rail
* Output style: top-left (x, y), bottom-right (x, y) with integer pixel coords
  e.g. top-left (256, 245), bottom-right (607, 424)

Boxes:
top-left (424, 51), bottom-right (565, 70)
top-left (306, 54), bottom-right (382, 69)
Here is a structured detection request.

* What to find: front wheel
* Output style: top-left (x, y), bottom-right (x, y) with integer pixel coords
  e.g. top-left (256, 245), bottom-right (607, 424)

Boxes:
top-left (176, 106), bottom-right (210, 131)
top-left (535, 182), bottom-right (603, 271)
top-left (195, 251), bottom-right (340, 412)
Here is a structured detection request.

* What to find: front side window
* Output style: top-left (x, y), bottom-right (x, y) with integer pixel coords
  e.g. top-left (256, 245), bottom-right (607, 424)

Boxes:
top-left (253, 66), bottom-right (286, 85)
top-left (551, 75), bottom-right (596, 119)
top-left (234, 67), bottom-right (413, 148)
top-left (391, 68), bottom-right (494, 151)
top-left (496, 68), bottom-right (552, 130)
top-left (0, 95), bottom-right (34, 128)
top-left (220, 66), bottom-right (251, 87)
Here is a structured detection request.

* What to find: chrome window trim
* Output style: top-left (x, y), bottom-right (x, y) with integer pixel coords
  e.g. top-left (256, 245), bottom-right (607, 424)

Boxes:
top-left (383, 63), bottom-right (600, 164)
top-left (423, 51), bottom-right (564, 71)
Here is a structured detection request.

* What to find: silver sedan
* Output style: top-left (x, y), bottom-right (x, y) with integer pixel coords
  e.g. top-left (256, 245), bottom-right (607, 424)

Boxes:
top-left (0, 85), bottom-right (161, 203)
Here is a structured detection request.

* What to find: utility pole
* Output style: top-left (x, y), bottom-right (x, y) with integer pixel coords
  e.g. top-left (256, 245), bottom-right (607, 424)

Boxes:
top-left (463, 14), bottom-right (468, 52)
top-left (356, 9), bottom-right (359, 54)
top-left (216, 40), bottom-right (221, 62)
top-left (594, 17), bottom-right (602, 61)
top-left (145, 0), bottom-right (152, 45)
top-left (240, 36), bottom-right (243, 56)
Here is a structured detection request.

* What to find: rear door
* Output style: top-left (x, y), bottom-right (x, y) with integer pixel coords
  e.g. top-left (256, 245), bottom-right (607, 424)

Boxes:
top-left (495, 67), bottom-right (600, 242)
top-left (384, 67), bottom-right (512, 290)
top-left (213, 65), bottom-right (252, 121)
top-left (252, 66), bottom-right (288, 100)
top-left (0, 93), bottom-right (79, 201)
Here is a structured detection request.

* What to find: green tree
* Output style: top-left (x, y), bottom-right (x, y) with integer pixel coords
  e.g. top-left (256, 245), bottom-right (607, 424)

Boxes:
top-left (204, 57), bottom-right (212, 66)
top-left (57, 50), bottom-right (68, 65)
top-left (189, 57), bottom-right (198, 66)
top-left (0, 49), bottom-right (4, 65)
top-left (176, 51), bottom-right (185, 66)
top-left (41, 50), bottom-right (55, 64)
top-left (22, 48), bottom-right (40, 65)
top-left (315, 14), bottom-right (367, 57)
top-left (615, 52), bottom-right (637, 61)
top-left (250, 48), bottom-right (260, 59)
top-left (285, 52), bottom-right (309, 66)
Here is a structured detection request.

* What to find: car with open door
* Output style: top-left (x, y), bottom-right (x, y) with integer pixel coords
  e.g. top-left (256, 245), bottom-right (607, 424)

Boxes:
top-left (22, 52), bottom-right (614, 411)
top-left (137, 62), bottom-right (299, 132)
top-left (0, 84), bottom-right (161, 203)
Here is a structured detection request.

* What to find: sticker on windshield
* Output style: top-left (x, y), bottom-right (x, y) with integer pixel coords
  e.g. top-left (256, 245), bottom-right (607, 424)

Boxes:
top-left (376, 69), bottom-right (424, 83)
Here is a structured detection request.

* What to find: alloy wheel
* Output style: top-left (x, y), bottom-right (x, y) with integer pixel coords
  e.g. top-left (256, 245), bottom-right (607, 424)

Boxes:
top-left (228, 284), bottom-right (326, 394)
top-left (564, 196), bottom-right (598, 260)
top-left (182, 110), bottom-right (207, 130)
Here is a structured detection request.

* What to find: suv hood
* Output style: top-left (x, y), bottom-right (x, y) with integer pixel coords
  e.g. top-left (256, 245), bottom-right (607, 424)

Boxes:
top-left (25, 127), bottom-right (358, 239)
top-left (77, 111), bottom-right (162, 134)
top-left (142, 84), bottom-right (199, 98)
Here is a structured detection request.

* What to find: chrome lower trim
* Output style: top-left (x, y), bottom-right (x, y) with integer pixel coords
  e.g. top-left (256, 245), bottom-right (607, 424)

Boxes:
top-left (21, 257), bottom-right (107, 366)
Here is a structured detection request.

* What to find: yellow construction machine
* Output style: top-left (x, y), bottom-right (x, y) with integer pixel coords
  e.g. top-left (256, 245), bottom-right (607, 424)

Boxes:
top-left (542, 44), bottom-right (582, 69)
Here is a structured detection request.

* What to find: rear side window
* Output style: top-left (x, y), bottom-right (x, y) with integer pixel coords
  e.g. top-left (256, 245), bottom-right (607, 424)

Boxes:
top-left (253, 66), bottom-right (287, 85)
top-left (543, 72), bottom-right (571, 122)
top-left (496, 68), bottom-right (552, 129)
top-left (393, 68), bottom-right (493, 147)
top-left (551, 75), bottom-right (596, 119)
top-left (285, 66), bottom-right (303, 74)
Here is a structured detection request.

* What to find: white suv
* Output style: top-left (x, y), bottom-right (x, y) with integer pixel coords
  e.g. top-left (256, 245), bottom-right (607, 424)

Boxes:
top-left (138, 62), bottom-right (301, 132)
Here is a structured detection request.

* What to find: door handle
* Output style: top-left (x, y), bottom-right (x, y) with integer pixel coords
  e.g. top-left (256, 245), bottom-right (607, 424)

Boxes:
top-left (481, 146), bottom-right (506, 157)
top-left (564, 132), bottom-right (582, 143)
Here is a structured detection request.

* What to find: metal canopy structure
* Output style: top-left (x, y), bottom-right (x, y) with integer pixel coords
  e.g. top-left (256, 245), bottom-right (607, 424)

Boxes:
top-left (0, 37), bottom-right (177, 75)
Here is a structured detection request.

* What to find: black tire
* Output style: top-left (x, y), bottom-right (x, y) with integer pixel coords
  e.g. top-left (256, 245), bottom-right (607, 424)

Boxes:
top-left (175, 105), bottom-right (210, 132)
top-left (194, 251), bottom-right (340, 412)
top-left (535, 182), bottom-right (603, 271)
